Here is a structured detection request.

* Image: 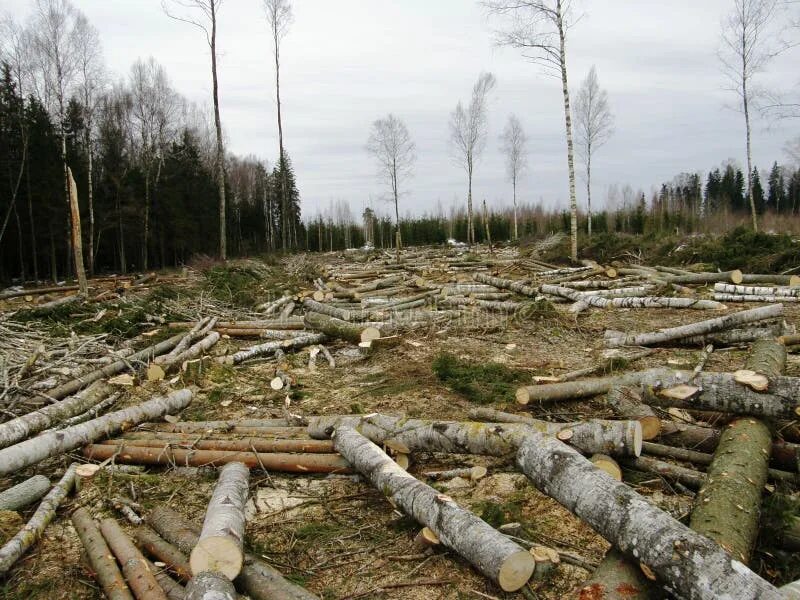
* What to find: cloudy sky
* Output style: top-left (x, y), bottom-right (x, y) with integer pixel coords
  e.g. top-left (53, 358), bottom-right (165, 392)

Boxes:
top-left (6, 0), bottom-right (800, 220)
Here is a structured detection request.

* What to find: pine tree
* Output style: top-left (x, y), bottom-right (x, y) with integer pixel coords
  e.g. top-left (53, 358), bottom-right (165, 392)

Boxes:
top-left (751, 167), bottom-right (765, 214)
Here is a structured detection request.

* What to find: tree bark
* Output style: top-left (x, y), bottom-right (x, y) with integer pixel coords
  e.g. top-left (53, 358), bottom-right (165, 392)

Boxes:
top-left (714, 293), bottom-right (800, 303)
top-left (209, 1), bottom-right (227, 260)
top-left (135, 526), bottom-right (192, 582)
top-left (308, 414), bottom-right (641, 458)
top-left (105, 437), bottom-right (333, 454)
top-left (473, 273), bottom-right (539, 296)
top-left (159, 332), bottom-right (220, 373)
top-left (72, 508), bottom-right (134, 600)
top-left (663, 270), bottom-right (743, 285)
top-left (145, 558), bottom-right (185, 600)
top-left (0, 475), bottom-right (51, 511)
top-left (604, 304), bottom-right (784, 347)
top-left (0, 464), bottom-right (77, 575)
top-left (100, 518), bottom-right (168, 600)
top-left (541, 284), bottom-right (724, 310)
top-left (621, 455), bottom-right (706, 490)
top-left (333, 426), bottom-right (535, 591)
top-left (606, 386), bottom-right (661, 440)
top-left (190, 462), bottom-right (249, 580)
top-left (714, 282), bottom-right (800, 297)
top-left (303, 312), bottom-right (379, 344)
top-left (67, 167), bottom-right (88, 296)
top-left (156, 318), bottom-right (217, 365)
top-left (516, 371), bottom-right (646, 405)
top-left (147, 506), bottom-right (319, 600)
top-left (186, 570), bottom-right (236, 600)
top-left (0, 389), bottom-right (192, 476)
top-left (221, 333), bottom-right (325, 366)
top-left (515, 432), bottom-right (782, 599)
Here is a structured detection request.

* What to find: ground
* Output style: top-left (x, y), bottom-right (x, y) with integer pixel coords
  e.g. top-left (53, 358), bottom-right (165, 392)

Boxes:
top-left (0, 247), bottom-right (798, 599)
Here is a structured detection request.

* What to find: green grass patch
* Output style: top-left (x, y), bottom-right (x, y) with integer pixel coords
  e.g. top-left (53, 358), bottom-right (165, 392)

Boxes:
top-left (432, 352), bottom-right (529, 404)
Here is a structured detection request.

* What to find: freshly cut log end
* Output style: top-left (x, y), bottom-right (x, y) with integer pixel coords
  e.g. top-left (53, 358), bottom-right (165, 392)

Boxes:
top-left (516, 388), bottom-right (531, 405)
top-left (360, 327), bottom-right (381, 343)
top-left (571, 548), bottom-right (654, 600)
top-left (470, 466), bottom-right (488, 481)
top-left (270, 377), bottom-right (284, 391)
top-left (731, 269), bottom-right (744, 285)
top-left (190, 537), bottom-right (243, 582)
top-left (499, 550), bottom-right (539, 592)
top-left (733, 369), bottom-right (769, 392)
top-left (589, 454), bottom-right (622, 481)
top-left (186, 570), bottom-right (236, 600)
top-left (413, 527), bottom-right (440, 550)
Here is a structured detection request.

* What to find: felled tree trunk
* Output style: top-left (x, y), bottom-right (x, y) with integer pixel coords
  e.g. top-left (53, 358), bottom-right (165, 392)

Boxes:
top-left (570, 548), bottom-right (657, 600)
top-left (221, 333), bottom-right (325, 366)
top-left (160, 332), bottom-right (220, 372)
top-left (302, 297), bottom-right (361, 321)
top-left (664, 270), bottom-right (743, 285)
top-left (156, 317), bottom-right (217, 365)
top-left (333, 426), bottom-right (535, 591)
top-left (604, 304), bottom-right (783, 348)
top-left (102, 437), bottom-right (335, 454)
top-left (100, 518), bottom-right (168, 600)
top-left (714, 282), bottom-right (800, 297)
top-left (0, 381), bottom-right (113, 449)
top-left (303, 312), bottom-right (380, 344)
top-left (745, 338), bottom-right (787, 376)
top-left (0, 464), bottom-right (77, 575)
top-left (473, 273), bottom-right (539, 297)
top-left (515, 432), bottom-right (782, 599)
top-left (72, 508), bottom-right (134, 600)
top-left (0, 475), bottom-right (51, 511)
top-left (541, 284), bottom-right (724, 310)
top-left (147, 506), bottom-right (319, 600)
top-left (190, 462), bottom-right (249, 580)
top-left (606, 386), bottom-right (661, 440)
top-left (186, 571), bottom-right (236, 600)
top-left (145, 558), bottom-right (185, 600)
top-left (714, 293), bottom-right (800, 303)
top-left (0, 389), bottom-right (192, 476)
top-left (135, 526), bottom-right (192, 582)
top-left (621, 455), bottom-right (706, 490)
top-left (308, 413), bottom-right (642, 458)
top-left (516, 372), bottom-right (645, 405)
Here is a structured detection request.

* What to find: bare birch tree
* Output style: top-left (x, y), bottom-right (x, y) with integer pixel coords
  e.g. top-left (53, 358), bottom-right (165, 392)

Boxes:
top-left (449, 72), bottom-right (496, 247)
top-left (162, 0), bottom-right (227, 259)
top-left (574, 65), bottom-right (613, 237)
top-left (720, 0), bottom-right (780, 231)
top-left (500, 114), bottom-right (528, 240)
top-left (366, 114), bottom-right (416, 254)
top-left (73, 14), bottom-right (104, 275)
top-left (483, 0), bottom-right (579, 260)
top-left (262, 0), bottom-right (293, 250)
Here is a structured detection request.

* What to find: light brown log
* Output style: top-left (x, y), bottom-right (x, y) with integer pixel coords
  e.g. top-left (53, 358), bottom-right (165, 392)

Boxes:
top-left (135, 526), bottom-right (192, 582)
top-left (0, 464), bottom-right (77, 575)
top-left (190, 462), bottom-right (248, 580)
top-left (333, 426), bottom-right (535, 591)
top-left (0, 284), bottom-right (79, 300)
top-left (606, 386), bottom-right (661, 440)
top-left (137, 419), bottom-right (292, 432)
top-left (604, 304), bottom-right (784, 348)
top-left (0, 389), bottom-right (193, 476)
top-left (621, 455), bottom-right (706, 490)
top-left (516, 371), bottom-right (646, 405)
top-left (147, 506), bottom-right (319, 600)
top-left (84, 444), bottom-right (350, 473)
top-left (72, 508), bottom-right (134, 600)
top-left (515, 432), bottom-right (782, 599)
top-left (739, 273), bottom-right (800, 286)
top-left (101, 518), bottom-right (168, 600)
top-left (103, 437), bottom-right (335, 454)
top-left (145, 558), bottom-right (185, 600)
top-left (0, 475), bottom-right (51, 511)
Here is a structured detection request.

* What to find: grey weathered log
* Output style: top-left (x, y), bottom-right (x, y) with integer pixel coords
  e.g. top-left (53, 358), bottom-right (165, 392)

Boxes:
top-left (606, 386), bottom-right (661, 440)
top-left (221, 333), bottom-right (325, 366)
top-left (516, 371), bottom-right (646, 404)
top-left (147, 506), bottom-right (319, 600)
top-left (0, 389), bottom-right (192, 476)
top-left (621, 455), bottom-right (706, 490)
top-left (303, 312), bottom-right (377, 344)
top-left (156, 317), bottom-right (217, 365)
top-left (473, 273), bottom-right (539, 297)
top-left (160, 332), bottom-right (220, 372)
top-left (186, 570), bottom-right (236, 600)
top-left (604, 304), bottom-right (784, 347)
top-left (308, 413), bottom-right (642, 458)
top-left (0, 464), bottom-right (77, 575)
top-left (663, 270), bottom-right (743, 285)
top-left (714, 293), bottom-right (800, 303)
top-left (515, 432), bottom-right (782, 599)
top-left (0, 475), bottom-right (51, 511)
top-left (333, 426), bottom-right (534, 591)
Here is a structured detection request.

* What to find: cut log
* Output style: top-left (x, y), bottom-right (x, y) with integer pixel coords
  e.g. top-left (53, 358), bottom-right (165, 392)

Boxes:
top-left (606, 387), bottom-right (661, 440)
top-left (0, 381), bottom-right (113, 449)
top-left (0, 464), bottom-right (77, 575)
top-left (308, 413), bottom-right (642, 458)
top-left (303, 312), bottom-right (378, 344)
top-left (137, 418), bottom-right (291, 432)
top-left (302, 297), bottom-right (359, 321)
top-left (135, 526), bottom-right (192, 582)
top-left (257, 295), bottom-right (292, 315)
top-left (104, 437), bottom-right (335, 454)
top-left (156, 317), bottom-right (216, 365)
top-left (590, 454), bottom-right (622, 481)
top-left (190, 462), bottom-right (249, 580)
top-left (423, 466), bottom-right (487, 482)
top-left (147, 506), bottom-right (319, 600)
top-left (413, 526), bottom-right (440, 551)
top-left (570, 548), bottom-right (656, 600)
top-left (473, 273), bottom-right (539, 297)
top-left (0, 475), bottom-right (51, 511)
top-left (145, 558), bottom-right (185, 600)
top-left (333, 426), bottom-right (534, 591)
top-left (714, 282), bottom-right (800, 297)
top-left (84, 444), bottom-right (349, 473)
top-left (604, 304), bottom-right (784, 348)
top-left (516, 371), bottom-right (646, 405)
top-left (739, 273), bottom-right (800, 286)
top-left (0, 389), bottom-right (193, 476)
top-left (221, 333), bottom-right (325, 366)
top-left (100, 518), bottom-right (168, 600)
top-left (186, 571), bottom-right (236, 600)
top-left (745, 338), bottom-right (787, 376)
top-left (515, 432), bottom-right (782, 599)
top-left (159, 332), bottom-right (220, 373)
top-left (72, 508), bottom-right (134, 600)
top-left (621, 455), bottom-right (706, 490)
top-left (679, 322), bottom-right (790, 347)
top-left (714, 293), bottom-right (800, 303)
top-left (540, 284), bottom-right (724, 309)
top-left (0, 284), bottom-right (79, 300)
top-left (664, 270), bottom-right (743, 285)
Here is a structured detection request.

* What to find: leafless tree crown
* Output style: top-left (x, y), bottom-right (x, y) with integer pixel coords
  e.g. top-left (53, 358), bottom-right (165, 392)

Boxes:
top-left (574, 65), bottom-right (614, 163)
top-left (449, 72), bottom-right (497, 172)
top-left (366, 114), bottom-right (416, 221)
top-left (500, 114), bottom-right (528, 185)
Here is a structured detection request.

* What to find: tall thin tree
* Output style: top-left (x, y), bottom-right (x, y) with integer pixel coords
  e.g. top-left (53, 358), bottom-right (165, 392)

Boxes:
top-left (263, 0), bottom-right (293, 250)
top-left (366, 114), bottom-right (416, 256)
top-left (720, 0), bottom-right (779, 231)
top-left (449, 72), bottom-right (496, 247)
top-left (574, 65), bottom-right (614, 237)
top-left (484, 0), bottom-right (579, 260)
top-left (500, 114), bottom-right (528, 240)
top-left (162, 0), bottom-right (227, 259)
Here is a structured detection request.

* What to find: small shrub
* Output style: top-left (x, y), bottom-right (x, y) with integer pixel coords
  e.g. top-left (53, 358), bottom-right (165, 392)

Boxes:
top-left (432, 352), bottom-right (528, 404)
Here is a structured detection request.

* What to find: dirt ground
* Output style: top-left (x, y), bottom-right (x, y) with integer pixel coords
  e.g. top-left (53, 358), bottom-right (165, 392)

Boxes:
top-left (1, 249), bottom-right (798, 600)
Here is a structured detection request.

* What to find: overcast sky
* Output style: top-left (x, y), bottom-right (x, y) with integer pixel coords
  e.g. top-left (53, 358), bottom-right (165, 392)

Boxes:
top-left (6, 0), bottom-right (800, 220)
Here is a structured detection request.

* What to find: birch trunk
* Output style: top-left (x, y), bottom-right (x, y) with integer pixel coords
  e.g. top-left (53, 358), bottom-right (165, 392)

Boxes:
top-left (541, 284), bottom-right (724, 310)
top-left (147, 506), bottom-right (319, 600)
top-left (714, 282), bottom-right (800, 297)
top-left (606, 386), bottom-right (661, 440)
top-left (0, 464), bottom-right (77, 575)
top-left (333, 426), bottom-right (534, 591)
top-left (715, 293), bottom-right (800, 303)
top-left (0, 389), bottom-right (192, 476)
top-left (0, 475), bottom-right (51, 511)
top-left (473, 273), bottom-right (539, 296)
top-left (186, 571), bottom-right (236, 600)
top-left (515, 432), bottom-right (782, 599)
top-left (190, 462), bottom-right (249, 580)
top-left (160, 332), bottom-right (220, 372)
top-left (100, 518), bottom-right (168, 600)
top-left (221, 333), bottom-right (325, 366)
top-left (308, 413), bottom-right (641, 458)
top-left (557, 0), bottom-right (578, 262)
top-left (604, 304), bottom-right (784, 347)
top-left (0, 381), bottom-right (113, 449)
top-left (72, 508), bottom-right (134, 600)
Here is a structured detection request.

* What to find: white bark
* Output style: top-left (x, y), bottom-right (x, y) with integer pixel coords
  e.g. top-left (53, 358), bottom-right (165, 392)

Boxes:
top-left (186, 571), bottom-right (236, 600)
top-left (333, 426), bottom-right (534, 591)
top-left (157, 317), bottom-right (217, 364)
top-left (0, 475), bottom-right (51, 511)
top-left (604, 304), bottom-right (783, 347)
top-left (714, 293), bottom-right (800, 303)
top-left (714, 283), bottom-right (800, 297)
top-left (190, 462), bottom-right (249, 580)
top-left (541, 284), bottom-right (724, 310)
top-left (474, 273), bottom-right (539, 296)
top-left (0, 389), bottom-right (192, 476)
top-left (160, 332), bottom-right (220, 372)
top-left (515, 432), bottom-right (782, 599)
top-left (222, 333), bottom-right (325, 365)
top-left (0, 464), bottom-right (77, 575)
